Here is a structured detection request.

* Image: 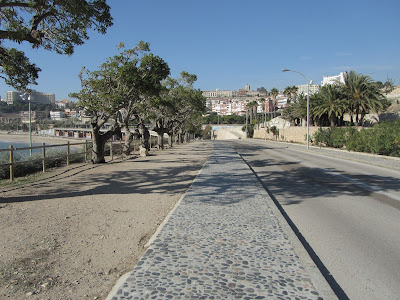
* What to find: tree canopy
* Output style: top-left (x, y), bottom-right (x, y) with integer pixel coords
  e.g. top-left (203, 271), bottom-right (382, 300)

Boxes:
top-left (0, 0), bottom-right (113, 90)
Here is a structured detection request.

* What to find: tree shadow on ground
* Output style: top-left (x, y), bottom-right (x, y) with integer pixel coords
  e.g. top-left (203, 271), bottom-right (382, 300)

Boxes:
top-left (0, 146), bottom-right (212, 204)
top-left (236, 151), bottom-right (400, 210)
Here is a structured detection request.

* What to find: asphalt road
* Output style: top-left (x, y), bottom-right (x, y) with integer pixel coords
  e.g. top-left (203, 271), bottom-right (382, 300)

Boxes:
top-left (227, 139), bottom-right (400, 300)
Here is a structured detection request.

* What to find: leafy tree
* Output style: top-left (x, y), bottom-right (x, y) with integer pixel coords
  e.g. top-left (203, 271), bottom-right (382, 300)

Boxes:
top-left (257, 87), bottom-right (267, 95)
top-left (0, 0), bottom-right (113, 90)
top-left (114, 42), bottom-right (170, 155)
top-left (164, 72), bottom-right (205, 146)
top-left (71, 42), bottom-right (169, 161)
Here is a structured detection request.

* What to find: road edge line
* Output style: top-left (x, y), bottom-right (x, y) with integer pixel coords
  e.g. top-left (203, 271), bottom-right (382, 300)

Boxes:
top-left (237, 152), bottom-right (343, 300)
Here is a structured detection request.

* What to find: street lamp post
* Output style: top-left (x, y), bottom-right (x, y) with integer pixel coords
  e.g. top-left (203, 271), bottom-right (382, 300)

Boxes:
top-left (282, 69), bottom-right (312, 149)
top-left (21, 93), bottom-right (33, 155)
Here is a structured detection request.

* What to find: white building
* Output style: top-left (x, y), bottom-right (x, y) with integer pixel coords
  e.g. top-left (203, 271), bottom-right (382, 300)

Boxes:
top-left (322, 72), bottom-right (346, 86)
top-left (6, 90), bottom-right (56, 105)
top-left (296, 84), bottom-right (320, 95)
top-left (202, 89), bottom-right (233, 98)
top-left (50, 111), bottom-right (64, 120)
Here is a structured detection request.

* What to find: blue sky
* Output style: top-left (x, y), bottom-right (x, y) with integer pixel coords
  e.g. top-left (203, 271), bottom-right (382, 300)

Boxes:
top-left (1, 0), bottom-right (399, 101)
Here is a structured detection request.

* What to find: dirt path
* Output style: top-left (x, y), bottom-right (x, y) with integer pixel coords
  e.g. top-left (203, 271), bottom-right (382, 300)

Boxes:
top-left (0, 140), bottom-right (212, 300)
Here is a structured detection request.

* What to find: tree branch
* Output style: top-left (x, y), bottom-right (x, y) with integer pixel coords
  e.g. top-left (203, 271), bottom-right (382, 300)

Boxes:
top-left (0, 29), bottom-right (41, 44)
top-left (0, 1), bottom-right (31, 8)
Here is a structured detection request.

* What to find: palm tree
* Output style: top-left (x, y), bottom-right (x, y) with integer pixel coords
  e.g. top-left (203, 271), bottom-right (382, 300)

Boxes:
top-left (283, 86), bottom-right (298, 104)
top-left (343, 71), bottom-right (389, 126)
top-left (313, 84), bottom-right (346, 126)
top-left (269, 88), bottom-right (279, 120)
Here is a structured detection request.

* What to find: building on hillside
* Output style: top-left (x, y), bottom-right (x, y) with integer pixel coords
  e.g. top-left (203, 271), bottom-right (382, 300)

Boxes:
top-left (276, 96), bottom-right (289, 109)
top-left (55, 99), bottom-right (74, 109)
top-left (7, 90), bottom-right (56, 105)
top-left (50, 111), bottom-right (64, 120)
top-left (0, 113), bottom-right (20, 124)
top-left (20, 111), bottom-right (48, 123)
top-left (6, 91), bottom-right (21, 104)
top-left (30, 90), bottom-right (55, 104)
top-left (322, 72), bottom-right (346, 86)
top-left (296, 84), bottom-right (320, 95)
top-left (203, 84), bottom-right (268, 116)
top-left (202, 89), bottom-right (233, 98)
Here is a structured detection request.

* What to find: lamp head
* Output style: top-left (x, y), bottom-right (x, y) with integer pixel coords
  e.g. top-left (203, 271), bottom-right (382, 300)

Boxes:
top-left (282, 69), bottom-right (290, 72)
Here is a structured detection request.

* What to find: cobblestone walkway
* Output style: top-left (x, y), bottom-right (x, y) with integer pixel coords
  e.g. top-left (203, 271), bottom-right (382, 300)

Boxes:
top-left (108, 142), bottom-right (324, 299)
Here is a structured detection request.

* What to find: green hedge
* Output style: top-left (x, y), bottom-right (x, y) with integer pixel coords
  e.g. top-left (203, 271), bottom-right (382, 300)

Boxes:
top-left (313, 120), bottom-right (400, 157)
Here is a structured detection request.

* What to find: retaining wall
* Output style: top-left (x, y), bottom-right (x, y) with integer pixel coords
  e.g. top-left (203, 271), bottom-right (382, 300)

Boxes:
top-left (253, 126), bottom-right (321, 144)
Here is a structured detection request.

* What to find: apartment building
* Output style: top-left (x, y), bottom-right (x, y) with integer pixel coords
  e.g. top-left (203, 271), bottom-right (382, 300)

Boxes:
top-left (322, 72), bottom-right (346, 86)
top-left (6, 90), bottom-right (55, 105)
top-left (295, 84), bottom-right (320, 95)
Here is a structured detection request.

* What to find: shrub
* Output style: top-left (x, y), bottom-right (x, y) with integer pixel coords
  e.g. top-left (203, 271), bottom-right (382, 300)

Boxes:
top-left (345, 120), bottom-right (400, 156)
top-left (203, 125), bottom-right (212, 139)
top-left (315, 127), bottom-right (358, 148)
top-left (0, 146), bottom-right (86, 180)
top-left (270, 126), bottom-right (279, 138)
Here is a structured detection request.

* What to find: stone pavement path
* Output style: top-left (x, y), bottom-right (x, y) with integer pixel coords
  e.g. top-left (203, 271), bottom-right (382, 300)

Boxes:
top-left (107, 142), bottom-right (327, 299)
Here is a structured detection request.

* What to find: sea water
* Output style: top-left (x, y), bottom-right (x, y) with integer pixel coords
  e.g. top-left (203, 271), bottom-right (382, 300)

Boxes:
top-left (0, 140), bottom-right (45, 157)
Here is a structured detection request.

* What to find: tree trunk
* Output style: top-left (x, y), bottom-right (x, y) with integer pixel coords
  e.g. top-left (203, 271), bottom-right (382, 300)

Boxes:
top-left (168, 132), bottom-right (173, 148)
top-left (123, 126), bottom-right (133, 155)
top-left (91, 125), bottom-right (114, 164)
top-left (359, 110), bottom-right (366, 126)
top-left (330, 115), bottom-right (336, 127)
top-left (355, 108), bottom-right (360, 125)
top-left (139, 124), bottom-right (150, 156)
top-left (157, 133), bottom-right (164, 149)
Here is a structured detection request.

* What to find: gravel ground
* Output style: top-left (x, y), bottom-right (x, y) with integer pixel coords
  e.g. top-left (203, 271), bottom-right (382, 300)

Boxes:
top-left (0, 137), bottom-right (212, 300)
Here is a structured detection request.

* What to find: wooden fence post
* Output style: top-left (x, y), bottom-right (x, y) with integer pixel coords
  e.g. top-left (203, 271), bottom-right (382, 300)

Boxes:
top-left (42, 143), bottom-right (46, 173)
top-left (66, 141), bottom-right (70, 166)
top-left (9, 145), bottom-right (14, 182)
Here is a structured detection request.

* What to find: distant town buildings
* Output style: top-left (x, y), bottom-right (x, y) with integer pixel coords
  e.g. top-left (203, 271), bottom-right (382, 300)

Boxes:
top-left (202, 84), bottom-right (270, 116)
top-left (20, 110), bottom-right (48, 123)
top-left (203, 72), bottom-right (351, 116)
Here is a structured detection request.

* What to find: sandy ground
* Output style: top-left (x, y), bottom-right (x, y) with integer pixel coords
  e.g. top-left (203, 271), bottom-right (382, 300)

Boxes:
top-left (0, 134), bottom-right (212, 300)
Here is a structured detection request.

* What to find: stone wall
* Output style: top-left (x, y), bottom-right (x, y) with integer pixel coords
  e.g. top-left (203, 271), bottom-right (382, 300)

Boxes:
top-left (253, 126), bottom-right (321, 144)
